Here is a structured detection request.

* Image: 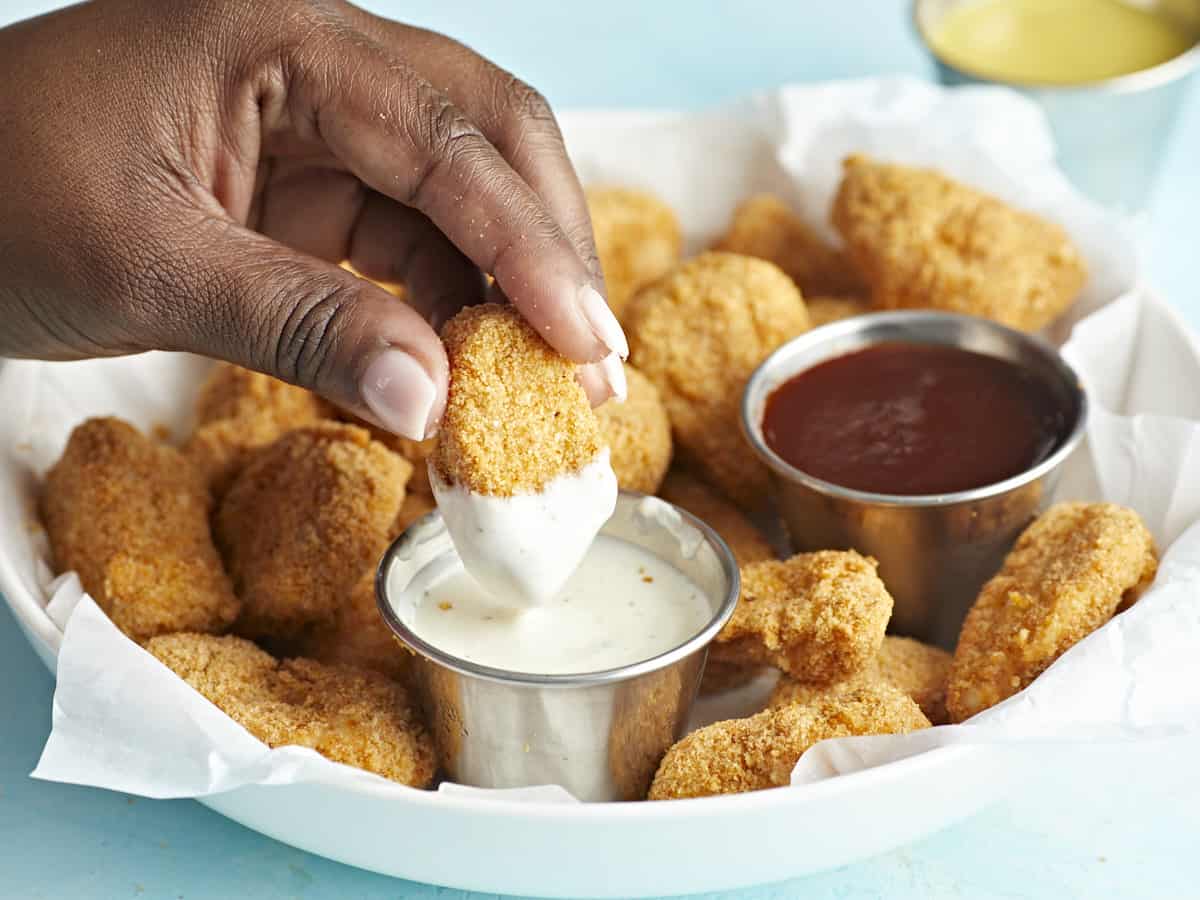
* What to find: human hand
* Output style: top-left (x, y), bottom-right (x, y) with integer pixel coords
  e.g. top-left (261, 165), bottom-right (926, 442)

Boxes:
top-left (0, 0), bottom-right (627, 439)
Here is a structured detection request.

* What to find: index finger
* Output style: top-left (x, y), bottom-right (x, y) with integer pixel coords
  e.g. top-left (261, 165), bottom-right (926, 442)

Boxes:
top-left (284, 35), bottom-right (625, 363)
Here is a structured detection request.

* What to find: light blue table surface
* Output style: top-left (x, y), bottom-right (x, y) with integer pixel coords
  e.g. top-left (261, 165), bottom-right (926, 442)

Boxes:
top-left (2, 1), bottom-right (1198, 898)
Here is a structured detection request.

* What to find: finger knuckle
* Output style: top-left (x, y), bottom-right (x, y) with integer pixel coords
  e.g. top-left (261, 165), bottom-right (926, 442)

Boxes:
top-left (270, 273), bottom-right (361, 388)
top-left (407, 96), bottom-right (489, 205)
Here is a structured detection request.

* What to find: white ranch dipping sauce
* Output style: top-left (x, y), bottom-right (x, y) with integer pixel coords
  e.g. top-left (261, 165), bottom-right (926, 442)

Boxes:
top-left (410, 534), bottom-right (711, 674)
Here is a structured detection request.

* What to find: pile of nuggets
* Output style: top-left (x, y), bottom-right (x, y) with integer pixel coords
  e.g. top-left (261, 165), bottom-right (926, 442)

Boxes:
top-left (40, 154), bottom-right (1155, 800)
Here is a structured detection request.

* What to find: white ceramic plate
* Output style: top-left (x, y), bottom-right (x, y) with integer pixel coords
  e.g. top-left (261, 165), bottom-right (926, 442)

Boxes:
top-left (0, 80), bottom-right (1147, 895)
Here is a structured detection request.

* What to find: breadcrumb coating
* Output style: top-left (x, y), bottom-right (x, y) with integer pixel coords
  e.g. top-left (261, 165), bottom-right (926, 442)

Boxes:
top-left (184, 363), bottom-right (332, 499)
top-left (714, 194), bottom-right (865, 297)
top-left (596, 364), bottom-right (672, 494)
top-left (711, 551), bottom-right (892, 683)
top-left (771, 635), bottom-right (952, 725)
top-left (832, 155), bottom-right (1087, 332)
top-left (806, 295), bottom-right (872, 328)
top-left (336, 410), bottom-right (435, 497)
top-left (432, 303), bottom-right (605, 496)
top-left (41, 418), bottom-right (239, 642)
top-left (627, 253), bottom-right (810, 510)
top-left (586, 187), bottom-right (682, 322)
top-left (658, 469), bottom-right (775, 567)
top-left (947, 502), bottom-right (1157, 722)
top-left (300, 572), bottom-right (413, 682)
top-left (145, 633), bottom-right (434, 786)
top-left (217, 423), bottom-right (411, 640)
top-left (648, 684), bottom-right (929, 799)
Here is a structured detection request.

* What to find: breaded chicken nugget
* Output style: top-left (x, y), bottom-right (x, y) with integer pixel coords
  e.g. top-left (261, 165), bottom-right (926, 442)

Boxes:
top-left (586, 187), bottom-right (682, 323)
top-left (627, 253), bottom-right (810, 511)
top-left (300, 572), bottom-right (413, 682)
top-left (806, 295), bottom-right (872, 328)
top-left (648, 684), bottom-right (929, 799)
top-left (218, 423), bottom-right (411, 640)
top-left (833, 155), bottom-right (1087, 332)
top-left (710, 551), bottom-right (892, 683)
top-left (432, 303), bottom-right (606, 495)
top-left (596, 364), bottom-right (672, 494)
top-left (771, 635), bottom-right (952, 725)
top-left (947, 502), bottom-right (1157, 722)
top-left (184, 363), bottom-right (332, 499)
top-left (145, 633), bottom-right (434, 786)
top-left (336, 409), bottom-right (435, 497)
top-left (658, 470), bottom-right (775, 567)
top-left (714, 194), bottom-right (865, 297)
top-left (41, 418), bottom-right (239, 642)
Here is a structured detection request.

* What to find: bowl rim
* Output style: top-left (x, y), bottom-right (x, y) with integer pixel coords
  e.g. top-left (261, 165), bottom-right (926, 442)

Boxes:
top-left (911, 0), bottom-right (1200, 95)
top-left (374, 490), bottom-right (742, 687)
top-left (741, 310), bottom-right (1090, 508)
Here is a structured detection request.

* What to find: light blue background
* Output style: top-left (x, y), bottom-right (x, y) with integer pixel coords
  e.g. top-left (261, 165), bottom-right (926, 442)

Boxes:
top-left (2, 1), bottom-right (1198, 898)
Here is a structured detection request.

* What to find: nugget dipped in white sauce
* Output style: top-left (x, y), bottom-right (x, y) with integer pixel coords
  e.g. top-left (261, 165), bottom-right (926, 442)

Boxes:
top-left (430, 304), bottom-right (619, 607)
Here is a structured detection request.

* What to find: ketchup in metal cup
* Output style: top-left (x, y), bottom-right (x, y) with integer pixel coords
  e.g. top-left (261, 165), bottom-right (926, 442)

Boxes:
top-left (761, 342), bottom-right (1068, 495)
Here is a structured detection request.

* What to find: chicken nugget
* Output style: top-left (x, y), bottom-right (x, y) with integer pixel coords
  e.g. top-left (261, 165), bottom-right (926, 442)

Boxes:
top-left (41, 418), bottom-right (239, 642)
top-left (771, 635), bottom-right (952, 725)
top-left (300, 572), bottom-right (413, 682)
top-left (714, 194), bottom-right (865, 297)
top-left (596, 363), bottom-right (672, 494)
top-left (586, 187), bottom-right (682, 323)
top-left (648, 684), bottom-right (929, 799)
top-left (430, 303), bottom-right (617, 604)
top-left (392, 491), bottom-right (437, 538)
top-left (658, 470), bottom-right (775, 567)
top-left (806, 295), bottom-right (872, 328)
top-left (833, 155), bottom-right (1087, 332)
top-left (218, 423), bottom-right (411, 640)
top-left (336, 409), bottom-right (436, 496)
top-left (947, 502), bottom-right (1157, 722)
top-left (184, 363), bottom-right (332, 499)
top-left (710, 550), bottom-right (892, 683)
top-left (145, 633), bottom-right (434, 786)
top-left (627, 253), bottom-right (809, 511)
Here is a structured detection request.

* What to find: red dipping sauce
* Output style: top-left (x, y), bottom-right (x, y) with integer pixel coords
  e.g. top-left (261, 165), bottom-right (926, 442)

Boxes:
top-left (761, 342), bottom-right (1068, 495)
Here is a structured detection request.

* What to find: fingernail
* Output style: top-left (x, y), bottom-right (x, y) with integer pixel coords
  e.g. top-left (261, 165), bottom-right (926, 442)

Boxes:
top-left (360, 348), bottom-right (437, 440)
top-left (578, 285), bottom-right (629, 360)
top-left (598, 353), bottom-right (627, 402)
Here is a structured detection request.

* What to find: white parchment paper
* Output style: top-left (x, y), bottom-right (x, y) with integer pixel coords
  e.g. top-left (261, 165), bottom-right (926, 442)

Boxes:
top-left (3, 78), bottom-right (1198, 802)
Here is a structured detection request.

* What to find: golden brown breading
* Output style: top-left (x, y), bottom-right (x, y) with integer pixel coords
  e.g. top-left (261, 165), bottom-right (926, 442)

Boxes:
top-left (184, 363), bottom-right (332, 499)
top-left (627, 253), bottom-right (810, 510)
top-left (648, 684), bottom-right (929, 799)
top-left (431, 303), bottom-right (604, 496)
top-left (41, 418), bottom-right (239, 642)
top-left (832, 155), bottom-right (1087, 332)
top-left (710, 551), bottom-right (892, 683)
top-left (299, 572), bottom-right (413, 682)
top-left (658, 469), bottom-right (775, 567)
top-left (770, 635), bottom-right (952, 725)
top-left (806, 295), bottom-right (872, 328)
top-left (335, 410), bottom-right (435, 497)
top-left (714, 194), bottom-right (865, 297)
top-left (145, 633), bottom-right (434, 786)
top-left (596, 364), bottom-right (672, 494)
top-left (586, 187), bottom-right (683, 323)
top-left (217, 423), bottom-right (411, 640)
top-left (947, 502), bottom-right (1157, 722)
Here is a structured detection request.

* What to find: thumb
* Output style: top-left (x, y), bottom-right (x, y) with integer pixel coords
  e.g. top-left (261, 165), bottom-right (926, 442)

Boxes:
top-left (164, 224), bottom-right (448, 441)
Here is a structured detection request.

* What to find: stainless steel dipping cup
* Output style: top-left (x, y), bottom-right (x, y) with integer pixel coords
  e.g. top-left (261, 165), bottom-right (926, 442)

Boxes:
top-left (742, 312), bottom-right (1088, 648)
top-left (376, 492), bottom-right (740, 802)
top-left (914, 0), bottom-right (1200, 211)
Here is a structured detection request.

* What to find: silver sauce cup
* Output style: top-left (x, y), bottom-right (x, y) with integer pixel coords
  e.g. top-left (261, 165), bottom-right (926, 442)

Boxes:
top-left (376, 492), bottom-right (740, 802)
top-left (913, 0), bottom-right (1200, 211)
top-left (742, 311), bottom-right (1087, 648)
